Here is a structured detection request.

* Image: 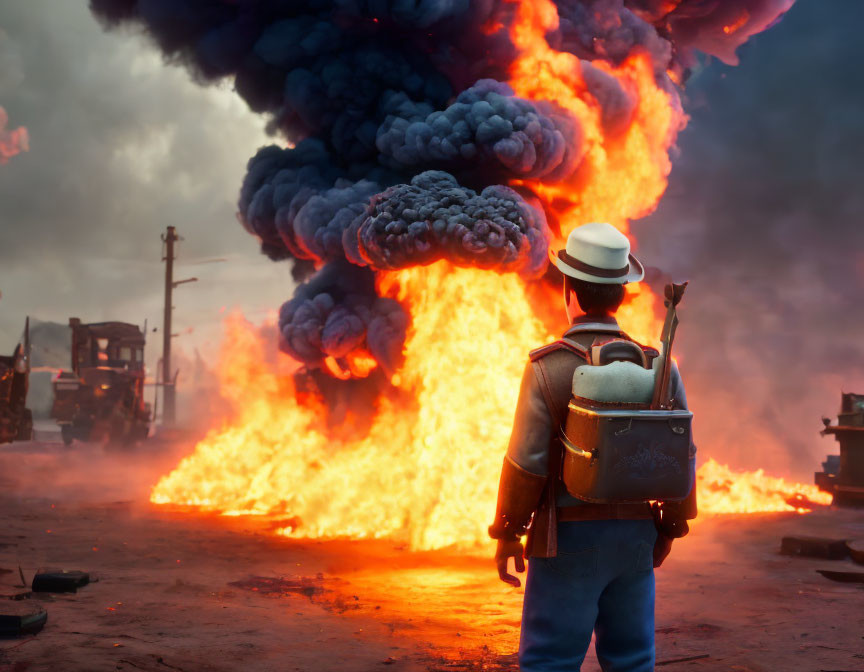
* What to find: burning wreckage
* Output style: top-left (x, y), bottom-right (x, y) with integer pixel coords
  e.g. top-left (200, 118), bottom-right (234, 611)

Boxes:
top-left (0, 318), bottom-right (33, 444)
top-left (85, 0), bottom-right (814, 547)
top-left (817, 393), bottom-right (864, 508)
top-left (51, 318), bottom-right (151, 446)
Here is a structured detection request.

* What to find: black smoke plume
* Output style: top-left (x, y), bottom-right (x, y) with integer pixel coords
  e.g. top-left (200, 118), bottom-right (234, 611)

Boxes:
top-left (90, 0), bottom-right (795, 394)
top-left (376, 80), bottom-right (581, 181)
top-left (350, 171), bottom-right (549, 276)
top-left (278, 259), bottom-right (407, 376)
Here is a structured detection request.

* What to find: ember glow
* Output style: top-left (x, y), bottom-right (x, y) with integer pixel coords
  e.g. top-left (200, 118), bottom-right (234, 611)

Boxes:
top-left (0, 106), bottom-right (28, 165)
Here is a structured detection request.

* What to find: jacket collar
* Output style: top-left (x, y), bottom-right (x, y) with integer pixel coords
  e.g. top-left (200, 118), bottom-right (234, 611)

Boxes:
top-left (564, 314), bottom-right (624, 338)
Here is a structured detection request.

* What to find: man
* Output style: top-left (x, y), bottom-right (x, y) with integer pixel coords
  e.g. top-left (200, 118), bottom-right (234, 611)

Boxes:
top-left (488, 222), bottom-right (697, 672)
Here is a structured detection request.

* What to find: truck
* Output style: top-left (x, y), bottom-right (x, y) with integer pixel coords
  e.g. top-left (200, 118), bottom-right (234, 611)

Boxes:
top-left (51, 318), bottom-right (151, 446)
top-left (0, 318), bottom-right (33, 443)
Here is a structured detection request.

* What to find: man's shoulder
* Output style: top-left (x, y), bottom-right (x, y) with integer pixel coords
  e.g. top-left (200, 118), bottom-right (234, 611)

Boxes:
top-left (529, 338), bottom-right (588, 363)
top-left (526, 340), bottom-right (586, 407)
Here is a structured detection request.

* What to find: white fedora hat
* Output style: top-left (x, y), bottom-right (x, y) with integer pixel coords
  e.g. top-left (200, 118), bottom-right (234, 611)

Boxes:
top-left (549, 222), bottom-right (644, 285)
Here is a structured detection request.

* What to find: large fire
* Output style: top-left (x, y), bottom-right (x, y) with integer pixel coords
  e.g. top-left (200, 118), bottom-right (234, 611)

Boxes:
top-left (697, 459), bottom-right (831, 514)
top-left (154, 265), bottom-right (552, 550)
top-left (150, 1), bottom-right (826, 547)
top-left (152, 268), bottom-right (830, 550)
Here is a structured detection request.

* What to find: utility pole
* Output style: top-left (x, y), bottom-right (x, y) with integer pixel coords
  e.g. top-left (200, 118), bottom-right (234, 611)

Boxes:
top-left (161, 226), bottom-right (197, 428)
top-left (162, 226), bottom-right (178, 427)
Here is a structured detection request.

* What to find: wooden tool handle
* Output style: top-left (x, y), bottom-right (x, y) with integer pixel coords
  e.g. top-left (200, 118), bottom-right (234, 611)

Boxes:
top-left (665, 281), bottom-right (688, 308)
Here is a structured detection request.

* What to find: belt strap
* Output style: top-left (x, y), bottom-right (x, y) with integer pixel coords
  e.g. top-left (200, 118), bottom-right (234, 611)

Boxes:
top-left (558, 502), bottom-right (653, 521)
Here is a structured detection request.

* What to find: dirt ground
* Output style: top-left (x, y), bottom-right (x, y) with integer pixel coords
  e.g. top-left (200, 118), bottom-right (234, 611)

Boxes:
top-left (1, 436), bottom-right (863, 672)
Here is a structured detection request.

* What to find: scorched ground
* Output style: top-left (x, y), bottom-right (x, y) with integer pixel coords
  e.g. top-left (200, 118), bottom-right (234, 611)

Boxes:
top-left (0, 438), bottom-right (861, 672)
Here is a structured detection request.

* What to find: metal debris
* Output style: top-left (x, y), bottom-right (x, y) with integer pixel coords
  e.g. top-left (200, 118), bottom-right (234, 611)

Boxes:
top-left (31, 569), bottom-right (90, 593)
top-left (815, 569), bottom-right (864, 584)
top-left (780, 536), bottom-right (849, 560)
top-left (0, 601), bottom-right (47, 638)
top-left (846, 539), bottom-right (864, 566)
top-left (657, 653), bottom-right (711, 666)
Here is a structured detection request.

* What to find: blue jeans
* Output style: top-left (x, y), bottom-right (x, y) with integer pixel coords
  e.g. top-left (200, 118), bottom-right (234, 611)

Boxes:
top-left (519, 519), bottom-right (657, 672)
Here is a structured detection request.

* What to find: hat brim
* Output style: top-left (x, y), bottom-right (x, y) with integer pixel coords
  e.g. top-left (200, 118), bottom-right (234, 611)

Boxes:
top-left (549, 248), bottom-right (644, 285)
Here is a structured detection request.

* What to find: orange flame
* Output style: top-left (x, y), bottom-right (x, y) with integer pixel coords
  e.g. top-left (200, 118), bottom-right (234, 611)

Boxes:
top-left (151, 0), bottom-right (828, 546)
top-left (723, 11), bottom-right (751, 36)
top-left (154, 264), bottom-right (553, 549)
top-left (506, 0), bottom-right (684, 237)
top-left (697, 458), bottom-right (832, 514)
top-left (153, 301), bottom-right (831, 549)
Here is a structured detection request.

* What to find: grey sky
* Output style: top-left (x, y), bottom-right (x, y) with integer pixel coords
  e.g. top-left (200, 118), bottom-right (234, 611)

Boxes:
top-left (0, 0), bottom-right (293, 367)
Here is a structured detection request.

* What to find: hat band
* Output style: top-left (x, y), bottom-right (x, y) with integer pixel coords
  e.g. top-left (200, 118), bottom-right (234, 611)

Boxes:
top-left (557, 249), bottom-right (629, 279)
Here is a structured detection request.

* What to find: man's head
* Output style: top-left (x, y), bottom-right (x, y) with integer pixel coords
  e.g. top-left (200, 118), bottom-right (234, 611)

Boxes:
top-left (565, 276), bottom-right (625, 319)
top-left (549, 222), bottom-right (644, 322)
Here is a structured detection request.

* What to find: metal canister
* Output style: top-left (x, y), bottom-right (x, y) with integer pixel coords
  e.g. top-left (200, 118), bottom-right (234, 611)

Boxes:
top-left (559, 398), bottom-right (694, 503)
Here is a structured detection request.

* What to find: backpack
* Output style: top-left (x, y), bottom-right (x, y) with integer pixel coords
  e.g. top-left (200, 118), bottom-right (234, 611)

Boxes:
top-left (557, 336), bottom-right (694, 503)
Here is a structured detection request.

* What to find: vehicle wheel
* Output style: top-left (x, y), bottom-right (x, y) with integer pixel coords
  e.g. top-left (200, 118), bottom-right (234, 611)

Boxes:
top-left (132, 420), bottom-right (149, 442)
top-left (15, 408), bottom-right (33, 441)
top-left (0, 406), bottom-right (17, 444)
top-left (104, 417), bottom-right (131, 450)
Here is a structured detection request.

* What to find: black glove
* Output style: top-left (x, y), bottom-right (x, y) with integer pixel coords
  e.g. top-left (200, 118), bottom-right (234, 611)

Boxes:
top-left (651, 501), bottom-right (690, 539)
top-left (653, 533), bottom-right (673, 568)
top-left (651, 501), bottom-right (688, 569)
top-left (495, 539), bottom-right (526, 587)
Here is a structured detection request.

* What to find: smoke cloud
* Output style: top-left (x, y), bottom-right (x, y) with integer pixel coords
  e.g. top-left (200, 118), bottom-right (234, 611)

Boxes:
top-left (351, 171), bottom-right (549, 276)
top-left (278, 260), bottom-right (408, 376)
top-left (237, 139), bottom-right (394, 263)
top-left (376, 80), bottom-right (581, 181)
top-left (629, 0), bottom-right (797, 67)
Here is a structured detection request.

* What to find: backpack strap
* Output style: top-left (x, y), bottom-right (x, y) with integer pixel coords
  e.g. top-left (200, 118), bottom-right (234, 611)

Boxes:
top-left (528, 338), bottom-right (589, 429)
top-left (531, 357), bottom-right (564, 427)
top-left (641, 345), bottom-right (660, 368)
top-left (530, 338), bottom-right (588, 365)
top-left (526, 341), bottom-right (587, 558)
top-left (588, 338), bottom-right (649, 368)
